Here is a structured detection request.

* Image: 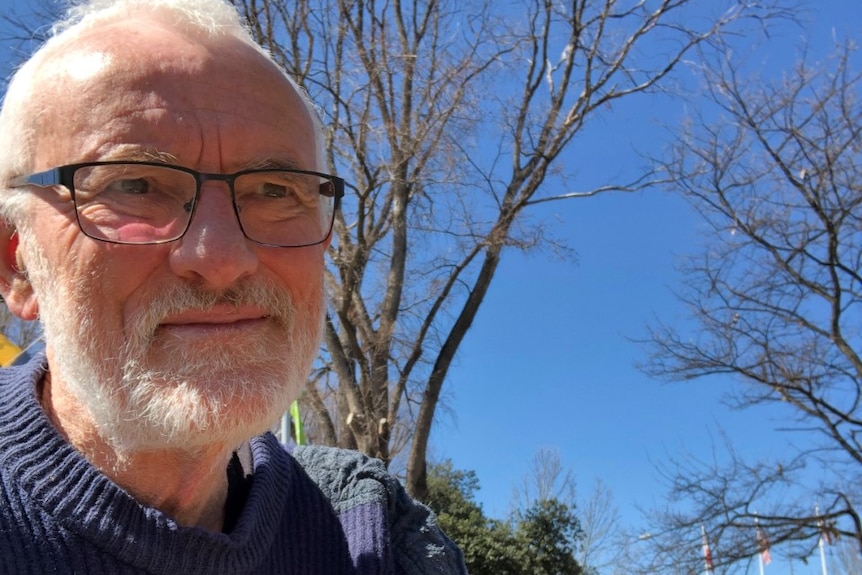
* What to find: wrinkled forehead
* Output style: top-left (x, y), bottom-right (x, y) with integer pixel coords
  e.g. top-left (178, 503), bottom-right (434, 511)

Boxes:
top-left (28, 16), bottom-right (315, 167)
top-left (35, 15), bottom-right (302, 109)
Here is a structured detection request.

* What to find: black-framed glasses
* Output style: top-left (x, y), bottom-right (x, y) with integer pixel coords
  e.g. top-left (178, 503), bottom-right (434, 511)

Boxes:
top-left (10, 161), bottom-right (344, 247)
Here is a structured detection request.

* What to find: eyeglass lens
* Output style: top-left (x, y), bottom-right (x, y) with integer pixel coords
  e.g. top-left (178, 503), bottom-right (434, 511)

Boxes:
top-left (71, 163), bottom-right (335, 246)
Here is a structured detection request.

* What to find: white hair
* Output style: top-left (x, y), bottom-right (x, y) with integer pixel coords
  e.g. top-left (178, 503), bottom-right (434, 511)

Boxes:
top-left (0, 0), bottom-right (325, 223)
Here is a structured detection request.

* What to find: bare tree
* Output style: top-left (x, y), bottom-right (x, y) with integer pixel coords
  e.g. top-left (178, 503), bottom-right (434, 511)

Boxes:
top-left (640, 39), bottom-right (862, 572)
top-left (229, 0), bottom-right (791, 499)
top-left (513, 447), bottom-right (578, 511)
top-left (578, 479), bottom-right (628, 575)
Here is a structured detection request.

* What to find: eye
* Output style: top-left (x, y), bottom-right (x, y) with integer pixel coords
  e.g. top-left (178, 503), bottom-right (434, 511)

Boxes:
top-left (234, 171), bottom-right (314, 207)
top-left (260, 182), bottom-right (289, 198)
top-left (105, 178), bottom-right (149, 195)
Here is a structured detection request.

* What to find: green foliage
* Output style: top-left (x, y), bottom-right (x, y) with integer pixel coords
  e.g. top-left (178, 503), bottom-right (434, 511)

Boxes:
top-left (426, 461), bottom-right (523, 575)
top-left (426, 460), bottom-right (585, 575)
top-left (515, 498), bottom-right (585, 575)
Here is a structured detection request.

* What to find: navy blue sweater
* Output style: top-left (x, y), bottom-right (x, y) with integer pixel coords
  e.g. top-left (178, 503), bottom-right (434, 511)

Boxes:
top-left (0, 356), bottom-right (465, 574)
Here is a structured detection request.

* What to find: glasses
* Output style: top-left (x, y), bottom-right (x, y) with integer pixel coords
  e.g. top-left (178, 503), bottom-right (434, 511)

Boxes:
top-left (10, 161), bottom-right (344, 247)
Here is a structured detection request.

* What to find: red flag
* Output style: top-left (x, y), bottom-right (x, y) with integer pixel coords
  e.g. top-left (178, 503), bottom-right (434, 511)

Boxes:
top-left (756, 525), bottom-right (772, 565)
top-left (820, 518), bottom-right (833, 545)
top-left (702, 525), bottom-right (715, 572)
top-left (816, 504), bottom-right (833, 546)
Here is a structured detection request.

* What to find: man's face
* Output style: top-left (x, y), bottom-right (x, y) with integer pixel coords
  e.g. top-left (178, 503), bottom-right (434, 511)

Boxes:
top-left (19, 20), bottom-right (327, 452)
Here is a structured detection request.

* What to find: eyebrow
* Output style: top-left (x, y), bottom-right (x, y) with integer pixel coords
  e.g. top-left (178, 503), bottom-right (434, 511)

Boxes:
top-left (99, 148), bottom-right (180, 164)
top-left (241, 158), bottom-right (304, 171)
top-left (99, 149), bottom-right (305, 173)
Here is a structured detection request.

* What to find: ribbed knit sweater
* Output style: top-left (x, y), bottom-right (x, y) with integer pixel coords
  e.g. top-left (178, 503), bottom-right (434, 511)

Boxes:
top-left (0, 356), bottom-right (466, 575)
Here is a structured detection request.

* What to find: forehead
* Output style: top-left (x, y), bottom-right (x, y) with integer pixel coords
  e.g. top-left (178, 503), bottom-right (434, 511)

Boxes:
top-left (31, 18), bottom-right (316, 171)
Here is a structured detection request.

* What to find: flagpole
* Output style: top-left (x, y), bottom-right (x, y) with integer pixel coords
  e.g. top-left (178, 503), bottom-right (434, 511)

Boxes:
top-left (818, 531), bottom-right (828, 575)
top-left (754, 513), bottom-right (771, 574)
top-left (816, 504), bottom-right (829, 575)
top-left (701, 525), bottom-right (714, 575)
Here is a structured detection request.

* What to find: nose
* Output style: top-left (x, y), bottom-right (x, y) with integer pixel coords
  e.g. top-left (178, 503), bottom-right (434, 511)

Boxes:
top-left (168, 182), bottom-right (258, 290)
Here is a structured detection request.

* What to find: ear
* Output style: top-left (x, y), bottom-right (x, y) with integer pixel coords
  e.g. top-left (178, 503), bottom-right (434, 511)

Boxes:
top-left (0, 224), bottom-right (38, 321)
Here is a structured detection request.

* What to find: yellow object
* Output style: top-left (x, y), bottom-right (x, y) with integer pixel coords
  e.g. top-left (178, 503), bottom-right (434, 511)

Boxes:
top-left (0, 332), bottom-right (22, 367)
top-left (290, 400), bottom-right (307, 446)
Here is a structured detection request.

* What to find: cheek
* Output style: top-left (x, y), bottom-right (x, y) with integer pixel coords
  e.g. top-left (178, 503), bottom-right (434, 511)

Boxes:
top-left (268, 248), bottom-right (325, 301)
top-left (114, 248), bottom-right (176, 322)
top-left (41, 242), bottom-right (170, 340)
top-left (24, 201), bottom-right (82, 256)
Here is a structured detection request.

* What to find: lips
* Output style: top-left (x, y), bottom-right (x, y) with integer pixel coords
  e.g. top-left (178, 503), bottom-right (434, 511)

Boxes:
top-left (154, 306), bottom-right (273, 341)
top-left (159, 305), bottom-right (270, 326)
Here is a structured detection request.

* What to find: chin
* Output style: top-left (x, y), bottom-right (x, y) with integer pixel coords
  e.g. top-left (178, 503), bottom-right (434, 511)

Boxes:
top-left (100, 359), bottom-right (305, 454)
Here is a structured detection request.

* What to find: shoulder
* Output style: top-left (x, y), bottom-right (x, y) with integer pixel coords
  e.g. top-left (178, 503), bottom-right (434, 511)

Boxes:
top-left (291, 444), bottom-right (402, 513)
top-left (291, 445), bottom-right (467, 575)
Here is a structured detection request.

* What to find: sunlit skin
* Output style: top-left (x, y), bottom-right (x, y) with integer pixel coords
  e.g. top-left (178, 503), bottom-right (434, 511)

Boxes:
top-left (0, 18), bottom-right (328, 530)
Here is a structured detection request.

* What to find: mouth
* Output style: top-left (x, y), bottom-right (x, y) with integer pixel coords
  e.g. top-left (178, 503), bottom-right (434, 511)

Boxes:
top-left (156, 306), bottom-right (272, 336)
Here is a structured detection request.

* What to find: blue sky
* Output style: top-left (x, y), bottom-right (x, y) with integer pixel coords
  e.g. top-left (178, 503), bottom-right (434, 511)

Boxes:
top-left (0, 0), bottom-right (858, 571)
top-left (425, 1), bottom-right (860, 570)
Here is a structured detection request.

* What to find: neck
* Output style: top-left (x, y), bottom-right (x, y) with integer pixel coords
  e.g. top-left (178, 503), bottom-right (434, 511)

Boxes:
top-left (40, 371), bottom-right (233, 532)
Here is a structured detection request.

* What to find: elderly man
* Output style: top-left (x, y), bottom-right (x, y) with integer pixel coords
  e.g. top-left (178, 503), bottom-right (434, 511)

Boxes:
top-left (0, 0), bottom-right (465, 573)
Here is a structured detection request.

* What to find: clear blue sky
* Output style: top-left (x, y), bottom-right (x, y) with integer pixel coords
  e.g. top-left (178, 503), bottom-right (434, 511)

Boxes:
top-left (0, 0), bottom-right (858, 572)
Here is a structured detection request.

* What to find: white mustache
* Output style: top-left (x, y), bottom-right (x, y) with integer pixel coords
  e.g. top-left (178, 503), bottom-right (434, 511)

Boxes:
top-left (126, 278), bottom-right (296, 347)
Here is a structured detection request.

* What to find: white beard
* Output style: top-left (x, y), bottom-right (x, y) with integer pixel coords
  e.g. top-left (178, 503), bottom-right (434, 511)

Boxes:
top-left (25, 235), bottom-right (323, 456)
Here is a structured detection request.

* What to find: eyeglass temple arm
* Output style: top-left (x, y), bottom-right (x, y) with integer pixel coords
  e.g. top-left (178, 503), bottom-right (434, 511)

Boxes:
top-left (322, 176), bottom-right (346, 200)
top-left (11, 168), bottom-right (62, 188)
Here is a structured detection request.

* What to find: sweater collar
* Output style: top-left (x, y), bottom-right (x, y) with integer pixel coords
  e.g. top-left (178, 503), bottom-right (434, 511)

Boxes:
top-left (0, 354), bottom-right (296, 574)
